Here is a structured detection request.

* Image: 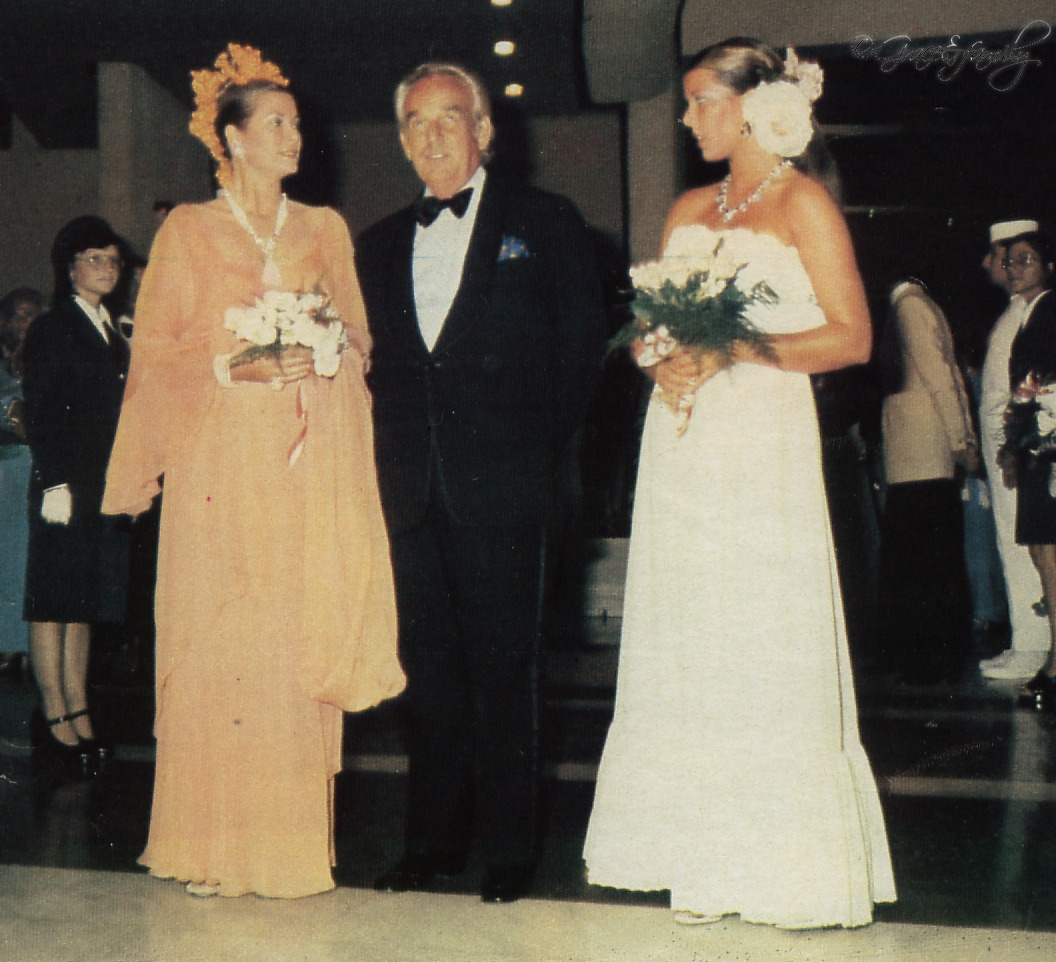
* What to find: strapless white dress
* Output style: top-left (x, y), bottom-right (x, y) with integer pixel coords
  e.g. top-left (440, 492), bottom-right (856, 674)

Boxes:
top-left (583, 225), bottom-right (896, 928)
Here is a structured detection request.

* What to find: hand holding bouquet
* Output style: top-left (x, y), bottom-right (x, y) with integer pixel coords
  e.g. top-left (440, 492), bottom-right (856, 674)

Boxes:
top-left (224, 289), bottom-right (348, 380)
top-left (1001, 372), bottom-right (1056, 489)
top-left (610, 237), bottom-right (777, 435)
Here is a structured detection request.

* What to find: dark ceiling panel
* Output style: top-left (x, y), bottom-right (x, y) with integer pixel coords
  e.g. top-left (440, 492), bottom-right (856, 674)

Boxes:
top-left (0, 0), bottom-right (587, 148)
top-left (0, 59), bottom-right (98, 149)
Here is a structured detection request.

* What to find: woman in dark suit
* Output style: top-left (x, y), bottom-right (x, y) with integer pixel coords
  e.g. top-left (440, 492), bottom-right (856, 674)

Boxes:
top-left (1000, 230), bottom-right (1056, 707)
top-left (21, 215), bottom-right (130, 777)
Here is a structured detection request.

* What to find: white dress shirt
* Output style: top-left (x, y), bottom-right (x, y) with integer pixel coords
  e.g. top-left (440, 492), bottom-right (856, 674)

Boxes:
top-left (73, 294), bottom-right (115, 344)
top-left (412, 166), bottom-right (486, 351)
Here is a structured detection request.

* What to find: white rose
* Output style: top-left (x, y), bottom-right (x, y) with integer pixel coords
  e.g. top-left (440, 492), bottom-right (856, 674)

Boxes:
top-left (1038, 391), bottom-right (1056, 435)
top-left (1039, 408), bottom-right (1056, 436)
top-left (225, 305), bottom-right (274, 345)
top-left (262, 290), bottom-right (299, 313)
top-left (637, 326), bottom-right (678, 368)
top-left (742, 81), bottom-right (813, 158)
top-left (783, 48), bottom-right (824, 104)
top-left (313, 349), bottom-right (341, 377)
top-left (630, 259), bottom-right (668, 292)
top-left (223, 305), bottom-right (245, 332)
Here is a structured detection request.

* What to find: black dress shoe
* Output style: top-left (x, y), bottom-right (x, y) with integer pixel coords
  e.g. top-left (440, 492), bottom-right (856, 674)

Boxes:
top-left (373, 852), bottom-right (467, 892)
top-left (29, 708), bottom-right (93, 781)
top-left (480, 864), bottom-right (534, 903)
top-left (1019, 670), bottom-right (1056, 710)
top-left (65, 709), bottom-right (111, 777)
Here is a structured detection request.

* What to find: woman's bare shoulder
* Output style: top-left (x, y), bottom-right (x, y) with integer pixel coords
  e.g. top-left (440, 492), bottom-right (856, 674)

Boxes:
top-left (661, 185), bottom-right (723, 246)
top-left (668, 185), bottom-right (720, 227)
top-left (781, 170), bottom-right (842, 222)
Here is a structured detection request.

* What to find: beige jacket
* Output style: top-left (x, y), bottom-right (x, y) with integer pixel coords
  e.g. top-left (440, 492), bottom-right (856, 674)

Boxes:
top-left (881, 282), bottom-right (976, 484)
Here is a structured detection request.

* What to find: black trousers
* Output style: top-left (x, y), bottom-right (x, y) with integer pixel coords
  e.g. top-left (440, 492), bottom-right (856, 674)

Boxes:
top-left (390, 481), bottom-right (543, 867)
top-left (877, 478), bottom-right (971, 678)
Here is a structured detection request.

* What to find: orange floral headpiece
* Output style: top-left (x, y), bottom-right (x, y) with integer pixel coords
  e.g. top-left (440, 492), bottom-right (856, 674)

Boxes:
top-left (189, 43), bottom-right (289, 189)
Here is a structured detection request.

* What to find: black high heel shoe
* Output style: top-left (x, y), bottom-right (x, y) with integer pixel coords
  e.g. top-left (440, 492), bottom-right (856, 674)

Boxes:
top-left (30, 709), bottom-right (93, 780)
top-left (1018, 671), bottom-right (1056, 711)
top-left (65, 709), bottom-right (110, 776)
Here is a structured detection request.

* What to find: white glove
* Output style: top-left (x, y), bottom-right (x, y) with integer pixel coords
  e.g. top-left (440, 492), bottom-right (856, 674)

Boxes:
top-left (41, 484), bottom-right (72, 525)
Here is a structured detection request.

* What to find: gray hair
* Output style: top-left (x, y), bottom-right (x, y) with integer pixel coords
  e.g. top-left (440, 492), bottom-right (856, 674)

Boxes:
top-left (394, 62), bottom-right (492, 129)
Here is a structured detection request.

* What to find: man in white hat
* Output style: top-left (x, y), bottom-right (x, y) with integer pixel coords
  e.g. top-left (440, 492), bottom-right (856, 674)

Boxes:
top-left (978, 219), bottom-right (1050, 679)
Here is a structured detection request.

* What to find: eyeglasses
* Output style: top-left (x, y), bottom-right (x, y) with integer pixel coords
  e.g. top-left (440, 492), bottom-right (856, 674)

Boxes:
top-left (75, 254), bottom-right (124, 270)
top-left (1003, 253), bottom-right (1042, 269)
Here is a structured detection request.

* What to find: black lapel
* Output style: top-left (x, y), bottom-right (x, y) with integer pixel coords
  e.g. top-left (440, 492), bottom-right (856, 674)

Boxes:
top-left (431, 178), bottom-right (507, 354)
top-left (385, 209), bottom-right (431, 356)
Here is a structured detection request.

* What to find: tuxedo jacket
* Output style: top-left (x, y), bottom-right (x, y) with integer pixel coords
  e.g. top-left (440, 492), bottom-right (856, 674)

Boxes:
top-left (21, 298), bottom-right (130, 511)
top-left (881, 285), bottom-right (975, 484)
top-left (356, 176), bottom-right (608, 533)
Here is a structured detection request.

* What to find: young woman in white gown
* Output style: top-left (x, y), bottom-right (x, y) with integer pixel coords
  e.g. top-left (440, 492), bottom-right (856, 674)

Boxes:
top-left (583, 38), bottom-right (897, 928)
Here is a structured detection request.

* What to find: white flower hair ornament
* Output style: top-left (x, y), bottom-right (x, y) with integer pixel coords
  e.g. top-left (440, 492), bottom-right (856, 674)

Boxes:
top-left (783, 48), bottom-right (823, 104)
top-left (741, 82), bottom-right (813, 157)
top-left (741, 48), bottom-right (822, 159)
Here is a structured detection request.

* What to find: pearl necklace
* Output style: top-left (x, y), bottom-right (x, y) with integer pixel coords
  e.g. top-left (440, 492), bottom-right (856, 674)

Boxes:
top-left (220, 189), bottom-right (288, 287)
top-left (716, 159), bottom-right (791, 223)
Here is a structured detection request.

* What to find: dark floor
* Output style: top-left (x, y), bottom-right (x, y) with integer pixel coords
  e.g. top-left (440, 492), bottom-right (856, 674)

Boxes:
top-left (2, 620), bottom-right (1056, 932)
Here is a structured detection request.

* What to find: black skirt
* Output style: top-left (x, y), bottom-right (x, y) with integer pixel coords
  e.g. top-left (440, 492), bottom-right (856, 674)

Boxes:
top-left (1015, 456), bottom-right (1056, 546)
top-left (23, 482), bottom-right (129, 624)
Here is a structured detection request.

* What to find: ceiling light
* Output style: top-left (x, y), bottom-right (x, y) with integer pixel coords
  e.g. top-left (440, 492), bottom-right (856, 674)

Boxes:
top-left (494, 40), bottom-right (515, 56)
top-left (491, 0), bottom-right (513, 6)
top-left (504, 83), bottom-right (524, 98)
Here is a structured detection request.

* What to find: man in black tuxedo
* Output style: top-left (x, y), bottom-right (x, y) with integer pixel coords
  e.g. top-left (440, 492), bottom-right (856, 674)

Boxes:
top-left (356, 62), bottom-right (607, 903)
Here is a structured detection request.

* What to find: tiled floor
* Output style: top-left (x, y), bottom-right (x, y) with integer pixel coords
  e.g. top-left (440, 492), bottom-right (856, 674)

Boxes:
top-left (3, 622), bottom-right (1056, 960)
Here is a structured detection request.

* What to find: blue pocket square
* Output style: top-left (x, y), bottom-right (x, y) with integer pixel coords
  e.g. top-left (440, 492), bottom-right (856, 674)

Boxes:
top-left (498, 235), bottom-right (532, 261)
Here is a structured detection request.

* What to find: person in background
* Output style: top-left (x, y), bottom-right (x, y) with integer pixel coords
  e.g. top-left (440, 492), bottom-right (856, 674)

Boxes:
top-left (0, 288), bottom-right (45, 680)
top-left (877, 278), bottom-right (978, 684)
top-left (0, 288), bottom-right (44, 382)
top-left (102, 44), bottom-right (404, 899)
top-left (957, 247), bottom-right (1010, 660)
top-left (978, 220), bottom-right (1051, 680)
top-left (998, 230), bottom-right (1056, 708)
top-left (357, 61), bottom-right (607, 904)
top-left (20, 218), bottom-right (131, 780)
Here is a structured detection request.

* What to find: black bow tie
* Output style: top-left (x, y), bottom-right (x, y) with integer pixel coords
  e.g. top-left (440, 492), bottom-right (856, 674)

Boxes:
top-left (414, 188), bottom-right (473, 227)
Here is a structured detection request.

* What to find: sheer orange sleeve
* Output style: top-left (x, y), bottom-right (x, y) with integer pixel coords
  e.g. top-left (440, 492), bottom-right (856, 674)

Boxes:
top-left (103, 206), bottom-right (218, 516)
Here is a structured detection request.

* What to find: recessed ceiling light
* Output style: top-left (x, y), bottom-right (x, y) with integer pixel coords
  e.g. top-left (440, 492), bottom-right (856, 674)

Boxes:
top-left (494, 40), bottom-right (515, 56)
top-left (491, 0), bottom-right (513, 7)
top-left (504, 83), bottom-right (524, 97)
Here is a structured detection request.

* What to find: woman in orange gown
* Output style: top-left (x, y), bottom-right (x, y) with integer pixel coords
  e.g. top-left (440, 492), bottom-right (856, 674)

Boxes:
top-left (102, 45), bottom-right (404, 899)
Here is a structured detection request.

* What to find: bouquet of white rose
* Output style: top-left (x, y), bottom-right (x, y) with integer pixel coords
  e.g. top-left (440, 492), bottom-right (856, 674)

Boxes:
top-left (224, 289), bottom-right (347, 378)
top-left (610, 237), bottom-right (777, 434)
